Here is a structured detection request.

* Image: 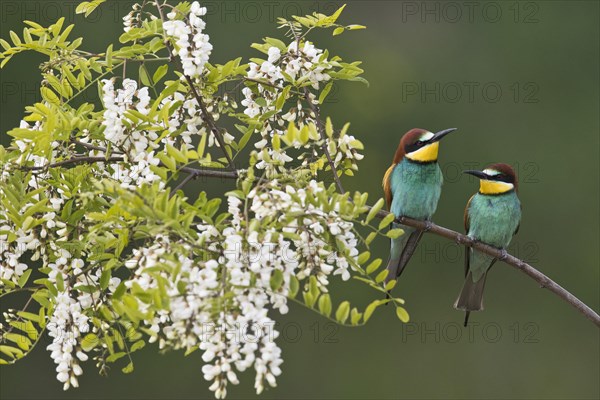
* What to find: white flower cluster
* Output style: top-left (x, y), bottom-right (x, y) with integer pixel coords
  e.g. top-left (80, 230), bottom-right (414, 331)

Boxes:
top-left (98, 77), bottom-right (233, 189)
top-left (101, 78), bottom-right (152, 148)
top-left (100, 78), bottom-right (162, 189)
top-left (117, 179), bottom-right (359, 398)
top-left (45, 251), bottom-right (90, 390)
top-left (46, 290), bottom-right (89, 390)
top-left (247, 180), bottom-right (357, 285)
top-left (242, 41), bottom-right (331, 120)
top-left (163, 2), bottom-right (212, 78)
top-left (0, 158), bottom-right (55, 286)
top-left (241, 41), bottom-right (364, 176)
top-left (123, 233), bottom-right (285, 399)
top-left (0, 221), bottom-right (39, 284)
top-left (170, 93), bottom-right (235, 148)
top-left (326, 128), bottom-right (365, 170)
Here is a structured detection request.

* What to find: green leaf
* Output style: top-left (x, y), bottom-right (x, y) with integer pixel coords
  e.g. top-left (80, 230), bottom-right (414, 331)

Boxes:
top-left (356, 251), bottom-right (370, 265)
top-left (139, 65), bottom-right (152, 87)
top-left (166, 143), bottom-right (187, 163)
top-left (350, 308), bottom-right (362, 325)
top-left (153, 64), bottom-right (168, 83)
top-left (0, 38), bottom-right (11, 51)
top-left (387, 228), bottom-right (404, 239)
top-left (5, 333), bottom-right (31, 351)
top-left (157, 153), bottom-right (176, 171)
top-left (303, 291), bottom-right (316, 308)
top-left (122, 362), bottom-right (134, 373)
top-left (17, 269), bottom-right (32, 288)
top-left (105, 44), bottom-right (113, 68)
top-left (106, 351), bottom-right (126, 363)
top-left (365, 231), bottom-right (377, 246)
top-left (385, 280), bottom-right (396, 291)
top-left (270, 269), bottom-right (284, 291)
top-left (76, 0), bottom-right (106, 17)
top-left (289, 275), bottom-right (299, 298)
top-left (130, 340), bottom-right (145, 352)
top-left (366, 199), bottom-right (384, 224)
top-left (378, 213), bottom-right (395, 230)
top-left (40, 87), bottom-right (60, 105)
top-left (333, 27), bottom-right (345, 36)
top-left (318, 82), bottom-right (333, 104)
top-left (100, 269), bottom-right (111, 290)
top-left (335, 301), bottom-right (350, 324)
top-left (363, 300), bottom-right (379, 323)
top-left (322, 4), bottom-right (347, 26)
top-left (318, 294), bottom-right (332, 317)
top-left (395, 306), bottom-right (410, 323)
top-left (325, 117), bottom-right (334, 138)
top-left (81, 333), bottom-right (100, 351)
top-left (347, 24), bottom-right (367, 30)
top-left (365, 259), bottom-right (382, 275)
top-left (9, 31), bottom-right (21, 46)
top-left (375, 269), bottom-right (389, 284)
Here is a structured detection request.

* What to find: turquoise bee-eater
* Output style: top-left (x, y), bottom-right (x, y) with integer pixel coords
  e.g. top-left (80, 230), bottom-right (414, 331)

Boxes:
top-left (454, 163), bottom-right (522, 325)
top-left (382, 128), bottom-right (457, 285)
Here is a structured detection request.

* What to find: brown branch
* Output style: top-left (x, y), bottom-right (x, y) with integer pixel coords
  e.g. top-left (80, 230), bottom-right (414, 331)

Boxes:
top-left (22, 156), bottom-right (241, 181)
top-left (25, 156), bottom-right (125, 170)
top-left (178, 166), bottom-right (239, 179)
top-left (71, 139), bottom-right (122, 154)
top-left (155, 0), bottom-right (234, 167)
top-left (371, 209), bottom-right (600, 328)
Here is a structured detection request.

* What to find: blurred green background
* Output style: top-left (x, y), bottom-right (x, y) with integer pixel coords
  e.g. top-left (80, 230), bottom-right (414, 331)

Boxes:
top-left (1, 1), bottom-right (599, 399)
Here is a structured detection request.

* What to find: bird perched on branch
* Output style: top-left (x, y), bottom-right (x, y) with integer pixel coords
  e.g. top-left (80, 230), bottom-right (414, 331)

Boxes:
top-left (382, 128), bottom-right (456, 287)
top-left (455, 163), bottom-right (522, 325)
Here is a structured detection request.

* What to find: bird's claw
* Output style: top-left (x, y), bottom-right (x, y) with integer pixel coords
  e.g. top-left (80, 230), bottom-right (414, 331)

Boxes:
top-left (499, 249), bottom-right (509, 261)
top-left (424, 220), bottom-right (433, 232)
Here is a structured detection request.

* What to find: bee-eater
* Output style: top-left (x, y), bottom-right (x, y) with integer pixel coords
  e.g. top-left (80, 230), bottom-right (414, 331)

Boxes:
top-left (454, 163), bottom-right (522, 325)
top-left (382, 128), bottom-right (457, 285)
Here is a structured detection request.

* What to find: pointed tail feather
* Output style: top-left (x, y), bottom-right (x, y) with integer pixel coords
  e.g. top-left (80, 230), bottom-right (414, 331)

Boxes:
top-left (385, 230), bottom-right (424, 302)
top-left (463, 311), bottom-right (471, 327)
top-left (385, 230), bottom-right (423, 284)
top-left (454, 271), bottom-right (487, 322)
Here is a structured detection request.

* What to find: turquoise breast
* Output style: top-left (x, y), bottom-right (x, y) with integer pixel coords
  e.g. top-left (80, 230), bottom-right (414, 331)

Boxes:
top-left (390, 159), bottom-right (443, 220)
top-left (467, 192), bottom-right (521, 248)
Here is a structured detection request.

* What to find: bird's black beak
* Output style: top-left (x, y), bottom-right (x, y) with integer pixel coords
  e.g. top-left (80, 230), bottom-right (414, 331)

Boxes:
top-left (463, 170), bottom-right (489, 180)
top-left (430, 128), bottom-right (457, 143)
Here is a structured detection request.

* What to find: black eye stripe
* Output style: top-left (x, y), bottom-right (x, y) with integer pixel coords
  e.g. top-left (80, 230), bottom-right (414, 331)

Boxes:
top-left (405, 140), bottom-right (427, 153)
top-left (490, 173), bottom-right (513, 183)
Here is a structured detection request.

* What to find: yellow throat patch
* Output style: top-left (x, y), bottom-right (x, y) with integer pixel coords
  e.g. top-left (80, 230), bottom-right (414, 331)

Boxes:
top-left (405, 142), bottom-right (439, 162)
top-left (479, 180), bottom-right (514, 194)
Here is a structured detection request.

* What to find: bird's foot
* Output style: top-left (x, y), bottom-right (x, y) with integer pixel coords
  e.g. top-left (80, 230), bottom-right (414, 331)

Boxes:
top-left (499, 249), bottom-right (509, 261)
top-left (423, 220), bottom-right (434, 232)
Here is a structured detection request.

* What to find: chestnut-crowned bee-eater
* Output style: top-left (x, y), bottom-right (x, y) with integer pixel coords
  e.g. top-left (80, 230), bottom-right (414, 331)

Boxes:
top-left (382, 128), bottom-right (457, 285)
top-left (455, 163), bottom-right (522, 325)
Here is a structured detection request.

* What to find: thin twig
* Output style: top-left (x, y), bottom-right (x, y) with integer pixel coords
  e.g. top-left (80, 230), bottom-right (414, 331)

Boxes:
top-left (179, 166), bottom-right (239, 179)
top-left (71, 139), bottom-right (123, 154)
top-left (25, 156), bottom-right (125, 170)
top-left (371, 209), bottom-right (600, 327)
top-left (21, 155), bottom-right (241, 181)
top-left (169, 173), bottom-right (196, 198)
